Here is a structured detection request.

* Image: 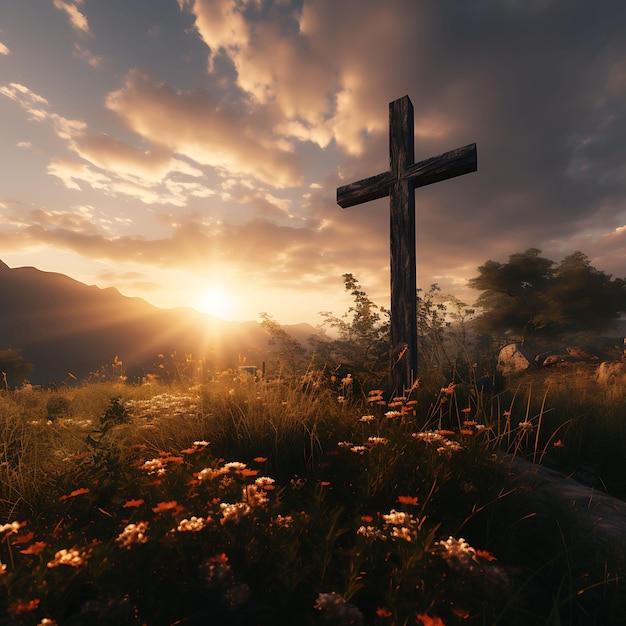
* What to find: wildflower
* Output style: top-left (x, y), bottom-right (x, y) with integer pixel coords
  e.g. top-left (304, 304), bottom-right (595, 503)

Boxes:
top-left (254, 476), bottom-right (275, 490)
top-left (382, 509), bottom-right (410, 526)
top-left (177, 516), bottom-right (207, 532)
top-left (60, 487), bottom-right (90, 501)
top-left (503, 410), bottom-right (511, 418)
top-left (122, 499), bottom-right (145, 508)
top-left (314, 592), bottom-right (364, 625)
top-left (350, 445), bottom-right (367, 454)
top-left (243, 484), bottom-right (269, 507)
top-left (47, 547), bottom-right (91, 568)
top-left (384, 410), bottom-right (402, 419)
top-left (8, 598), bottom-right (40, 617)
top-left (397, 495), bottom-right (418, 505)
top-left (554, 439), bottom-right (564, 447)
top-left (436, 536), bottom-right (477, 570)
top-left (357, 525), bottom-right (386, 540)
top-left (20, 541), bottom-right (47, 555)
top-left (223, 461), bottom-right (247, 472)
top-left (0, 521), bottom-right (24, 535)
top-left (338, 441), bottom-right (353, 448)
top-left (337, 396), bottom-right (345, 404)
top-left (193, 440), bottom-right (210, 448)
top-left (463, 420), bottom-right (477, 427)
top-left (359, 414), bottom-right (375, 422)
top-left (437, 440), bottom-right (463, 457)
top-left (367, 436), bottom-right (388, 446)
top-left (461, 407), bottom-right (472, 414)
top-left (273, 514), bottom-right (294, 528)
top-left (141, 458), bottom-right (167, 476)
top-left (37, 619), bottom-right (57, 626)
top-left (341, 374), bottom-right (353, 386)
top-left (440, 382), bottom-right (456, 395)
top-left (152, 501), bottom-right (180, 514)
top-left (376, 608), bottom-right (393, 618)
top-left (220, 502), bottom-right (251, 525)
top-left (203, 554), bottom-right (233, 589)
top-left (390, 526), bottom-right (415, 542)
top-left (518, 420), bottom-right (534, 433)
top-left (116, 522), bottom-right (148, 549)
top-left (196, 467), bottom-right (226, 482)
top-left (253, 456), bottom-right (268, 463)
top-left (0, 562), bottom-right (6, 575)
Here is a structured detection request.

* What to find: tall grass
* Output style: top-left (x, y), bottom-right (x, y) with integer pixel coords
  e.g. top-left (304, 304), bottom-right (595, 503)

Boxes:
top-left (0, 371), bottom-right (624, 625)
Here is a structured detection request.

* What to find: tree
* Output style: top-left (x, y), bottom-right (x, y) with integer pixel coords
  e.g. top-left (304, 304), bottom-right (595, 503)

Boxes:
top-left (469, 249), bottom-right (626, 346)
top-left (318, 274), bottom-right (391, 384)
top-left (259, 312), bottom-right (308, 377)
top-left (0, 348), bottom-right (33, 389)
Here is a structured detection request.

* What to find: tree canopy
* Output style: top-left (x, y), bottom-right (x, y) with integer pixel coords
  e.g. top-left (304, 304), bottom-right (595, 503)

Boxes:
top-left (469, 248), bottom-right (626, 345)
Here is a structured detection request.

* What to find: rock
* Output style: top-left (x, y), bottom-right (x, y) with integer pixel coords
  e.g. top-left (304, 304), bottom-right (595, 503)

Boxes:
top-left (542, 353), bottom-right (578, 367)
top-left (497, 343), bottom-right (533, 377)
top-left (565, 347), bottom-right (600, 361)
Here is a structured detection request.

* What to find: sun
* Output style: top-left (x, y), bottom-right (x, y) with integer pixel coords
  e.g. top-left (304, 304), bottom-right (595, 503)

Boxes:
top-left (194, 287), bottom-right (236, 319)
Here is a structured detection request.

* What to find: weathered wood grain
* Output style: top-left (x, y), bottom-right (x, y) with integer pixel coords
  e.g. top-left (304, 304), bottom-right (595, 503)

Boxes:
top-left (336, 95), bottom-right (477, 394)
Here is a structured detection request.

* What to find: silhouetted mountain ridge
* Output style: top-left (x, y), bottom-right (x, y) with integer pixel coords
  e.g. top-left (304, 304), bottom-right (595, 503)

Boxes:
top-left (0, 261), bottom-right (321, 384)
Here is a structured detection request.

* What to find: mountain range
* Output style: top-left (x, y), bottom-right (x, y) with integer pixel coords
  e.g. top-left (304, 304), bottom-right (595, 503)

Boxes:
top-left (0, 260), bottom-right (321, 385)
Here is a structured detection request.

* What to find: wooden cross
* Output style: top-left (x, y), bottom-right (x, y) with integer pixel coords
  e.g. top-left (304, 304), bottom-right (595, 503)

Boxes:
top-left (336, 95), bottom-right (477, 395)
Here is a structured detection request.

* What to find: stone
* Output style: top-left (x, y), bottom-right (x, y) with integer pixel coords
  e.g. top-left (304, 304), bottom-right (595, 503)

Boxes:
top-left (496, 343), bottom-right (533, 377)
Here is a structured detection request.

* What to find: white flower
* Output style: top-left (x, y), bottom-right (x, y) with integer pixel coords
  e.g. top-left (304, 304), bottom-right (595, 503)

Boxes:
top-left (220, 502), bottom-right (251, 525)
top-left (367, 436), bottom-right (388, 446)
top-left (177, 516), bottom-right (206, 532)
top-left (436, 536), bottom-right (477, 570)
top-left (357, 525), bottom-right (386, 541)
top-left (359, 414), bottom-right (375, 422)
top-left (47, 547), bottom-right (90, 568)
top-left (116, 522), bottom-right (149, 549)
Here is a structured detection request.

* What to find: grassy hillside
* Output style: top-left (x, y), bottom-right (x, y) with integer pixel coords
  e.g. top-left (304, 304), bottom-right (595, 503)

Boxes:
top-left (0, 366), bottom-right (624, 625)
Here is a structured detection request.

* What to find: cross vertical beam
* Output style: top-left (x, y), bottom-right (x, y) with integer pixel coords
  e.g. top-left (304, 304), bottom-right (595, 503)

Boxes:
top-left (389, 97), bottom-right (417, 394)
top-left (337, 95), bottom-right (477, 395)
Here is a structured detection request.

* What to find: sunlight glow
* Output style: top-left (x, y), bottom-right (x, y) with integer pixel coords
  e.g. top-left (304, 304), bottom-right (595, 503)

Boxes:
top-left (194, 287), bottom-right (237, 319)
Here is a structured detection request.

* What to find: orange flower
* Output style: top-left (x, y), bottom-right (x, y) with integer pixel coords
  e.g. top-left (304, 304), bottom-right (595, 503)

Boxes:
top-left (12, 531), bottom-right (35, 545)
top-left (476, 549), bottom-right (497, 562)
top-left (152, 501), bottom-right (180, 514)
top-left (376, 607), bottom-right (393, 617)
top-left (20, 541), bottom-right (47, 555)
top-left (122, 499), bottom-right (145, 508)
top-left (361, 515), bottom-right (374, 523)
top-left (397, 495), bottom-right (418, 505)
top-left (460, 429), bottom-right (474, 436)
top-left (320, 481), bottom-right (331, 487)
top-left (60, 488), bottom-right (90, 501)
top-left (461, 407), bottom-right (472, 414)
top-left (254, 457), bottom-right (268, 463)
top-left (553, 439), bottom-right (565, 448)
top-left (241, 468), bottom-right (259, 477)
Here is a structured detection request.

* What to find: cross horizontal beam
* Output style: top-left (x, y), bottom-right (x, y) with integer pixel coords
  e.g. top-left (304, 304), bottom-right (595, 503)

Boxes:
top-left (337, 142), bottom-right (477, 209)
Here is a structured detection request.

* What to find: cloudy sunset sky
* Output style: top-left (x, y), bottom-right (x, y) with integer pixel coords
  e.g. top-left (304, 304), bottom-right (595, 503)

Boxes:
top-left (1, 0), bottom-right (625, 324)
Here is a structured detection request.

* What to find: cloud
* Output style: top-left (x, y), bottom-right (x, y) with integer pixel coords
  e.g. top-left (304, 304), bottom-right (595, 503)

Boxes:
top-left (0, 41), bottom-right (10, 55)
top-left (106, 68), bottom-right (302, 188)
top-left (53, 0), bottom-right (91, 35)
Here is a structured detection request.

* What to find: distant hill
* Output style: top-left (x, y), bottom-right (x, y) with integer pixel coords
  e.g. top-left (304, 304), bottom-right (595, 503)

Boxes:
top-left (0, 260), bottom-right (321, 385)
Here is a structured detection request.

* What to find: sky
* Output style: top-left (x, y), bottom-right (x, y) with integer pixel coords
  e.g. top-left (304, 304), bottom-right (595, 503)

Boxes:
top-left (1, 0), bottom-right (625, 326)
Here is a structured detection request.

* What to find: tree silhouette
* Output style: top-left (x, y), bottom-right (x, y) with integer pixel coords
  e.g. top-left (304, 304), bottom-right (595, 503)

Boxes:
top-left (469, 249), bottom-right (626, 346)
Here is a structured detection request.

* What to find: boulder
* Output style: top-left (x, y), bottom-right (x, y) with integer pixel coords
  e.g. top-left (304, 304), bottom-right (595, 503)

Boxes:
top-left (497, 343), bottom-right (533, 377)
